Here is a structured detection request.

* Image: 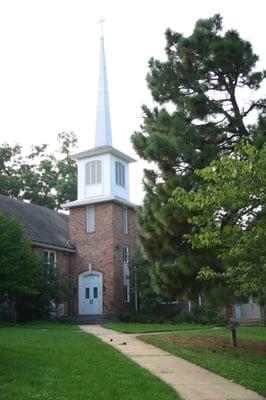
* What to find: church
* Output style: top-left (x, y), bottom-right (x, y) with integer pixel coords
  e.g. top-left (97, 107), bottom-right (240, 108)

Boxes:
top-left (0, 33), bottom-right (138, 320)
top-left (0, 34), bottom-right (262, 324)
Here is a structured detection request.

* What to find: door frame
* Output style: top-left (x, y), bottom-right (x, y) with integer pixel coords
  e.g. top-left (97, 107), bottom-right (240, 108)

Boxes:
top-left (78, 270), bottom-right (103, 315)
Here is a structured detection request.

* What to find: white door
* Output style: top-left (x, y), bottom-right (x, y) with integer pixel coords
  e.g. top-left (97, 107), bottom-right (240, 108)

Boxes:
top-left (79, 274), bottom-right (102, 315)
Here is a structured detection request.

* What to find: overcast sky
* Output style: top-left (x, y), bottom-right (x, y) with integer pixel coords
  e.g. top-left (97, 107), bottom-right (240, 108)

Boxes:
top-left (0, 0), bottom-right (265, 204)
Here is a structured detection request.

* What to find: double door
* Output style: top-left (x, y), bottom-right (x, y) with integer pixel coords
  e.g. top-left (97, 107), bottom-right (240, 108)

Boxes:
top-left (79, 274), bottom-right (101, 315)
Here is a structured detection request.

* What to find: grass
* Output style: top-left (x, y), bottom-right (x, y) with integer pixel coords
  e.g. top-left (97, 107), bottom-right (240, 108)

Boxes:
top-left (139, 326), bottom-right (266, 397)
top-left (102, 322), bottom-right (214, 333)
top-left (0, 322), bottom-right (180, 400)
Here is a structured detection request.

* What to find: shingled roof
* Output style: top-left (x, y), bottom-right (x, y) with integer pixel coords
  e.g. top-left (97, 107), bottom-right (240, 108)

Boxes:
top-left (0, 195), bottom-right (75, 252)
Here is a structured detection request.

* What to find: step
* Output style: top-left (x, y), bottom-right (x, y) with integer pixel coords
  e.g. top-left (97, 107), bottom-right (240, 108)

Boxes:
top-left (237, 318), bottom-right (263, 326)
top-left (60, 314), bottom-right (118, 325)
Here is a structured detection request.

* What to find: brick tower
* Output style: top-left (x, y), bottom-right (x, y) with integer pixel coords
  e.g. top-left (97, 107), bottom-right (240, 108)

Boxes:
top-left (65, 34), bottom-right (138, 316)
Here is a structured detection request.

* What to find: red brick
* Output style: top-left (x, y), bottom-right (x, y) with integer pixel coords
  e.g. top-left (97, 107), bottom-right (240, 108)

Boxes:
top-left (69, 202), bottom-right (138, 315)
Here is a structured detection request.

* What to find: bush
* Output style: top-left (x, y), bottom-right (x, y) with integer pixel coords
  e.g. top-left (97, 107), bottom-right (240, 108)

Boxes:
top-left (120, 311), bottom-right (166, 324)
top-left (170, 309), bottom-right (194, 324)
top-left (120, 305), bottom-right (226, 326)
top-left (192, 305), bottom-right (226, 326)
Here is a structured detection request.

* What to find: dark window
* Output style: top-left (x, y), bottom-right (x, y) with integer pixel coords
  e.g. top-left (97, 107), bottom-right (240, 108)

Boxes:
top-left (123, 285), bottom-right (128, 303)
top-left (44, 250), bottom-right (56, 266)
top-left (123, 246), bottom-right (129, 263)
top-left (85, 288), bottom-right (90, 299)
top-left (123, 257), bottom-right (130, 303)
top-left (93, 287), bottom-right (98, 299)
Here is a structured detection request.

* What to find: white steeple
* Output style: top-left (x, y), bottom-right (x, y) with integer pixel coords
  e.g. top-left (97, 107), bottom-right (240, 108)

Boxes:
top-left (95, 34), bottom-right (112, 147)
top-left (63, 24), bottom-right (137, 211)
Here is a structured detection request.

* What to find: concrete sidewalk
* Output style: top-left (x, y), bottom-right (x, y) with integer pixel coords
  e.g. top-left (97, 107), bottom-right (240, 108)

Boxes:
top-left (80, 325), bottom-right (264, 400)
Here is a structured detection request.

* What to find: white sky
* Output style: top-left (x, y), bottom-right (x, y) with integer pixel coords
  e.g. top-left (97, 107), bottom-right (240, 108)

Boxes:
top-left (0, 0), bottom-right (265, 204)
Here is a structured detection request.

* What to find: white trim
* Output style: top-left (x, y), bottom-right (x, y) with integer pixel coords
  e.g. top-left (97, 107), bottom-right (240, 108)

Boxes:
top-left (78, 269), bottom-right (103, 315)
top-left (71, 145), bottom-right (136, 163)
top-left (63, 195), bottom-right (137, 210)
top-left (198, 294), bottom-right (202, 306)
top-left (32, 241), bottom-right (75, 253)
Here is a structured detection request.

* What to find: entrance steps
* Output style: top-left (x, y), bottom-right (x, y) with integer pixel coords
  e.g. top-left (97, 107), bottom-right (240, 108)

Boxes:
top-left (237, 318), bottom-right (263, 326)
top-left (60, 314), bottom-right (118, 325)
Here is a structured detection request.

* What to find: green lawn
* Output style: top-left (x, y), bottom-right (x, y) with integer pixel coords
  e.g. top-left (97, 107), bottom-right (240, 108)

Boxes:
top-left (139, 326), bottom-right (266, 397)
top-left (102, 322), bottom-right (214, 333)
top-left (0, 323), bottom-right (180, 400)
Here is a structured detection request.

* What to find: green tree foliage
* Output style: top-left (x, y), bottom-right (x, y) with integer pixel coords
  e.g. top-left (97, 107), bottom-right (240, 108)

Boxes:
top-left (18, 258), bottom-right (68, 321)
top-left (0, 144), bottom-right (23, 198)
top-left (0, 132), bottom-right (77, 210)
top-left (0, 213), bottom-right (40, 299)
top-left (131, 15), bottom-right (266, 300)
top-left (130, 250), bottom-right (162, 313)
top-left (171, 142), bottom-right (266, 305)
top-left (0, 213), bottom-right (68, 320)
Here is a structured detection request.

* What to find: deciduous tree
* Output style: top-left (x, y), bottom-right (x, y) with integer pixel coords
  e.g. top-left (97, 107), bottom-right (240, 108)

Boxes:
top-left (0, 213), bottom-right (68, 320)
top-left (171, 142), bottom-right (266, 305)
top-left (0, 132), bottom-right (77, 210)
top-left (0, 213), bottom-right (40, 299)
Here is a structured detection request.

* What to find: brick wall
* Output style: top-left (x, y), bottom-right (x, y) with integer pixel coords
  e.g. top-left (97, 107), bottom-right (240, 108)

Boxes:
top-left (69, 201), bottom-right (138, 315)
top-left (112, 203), bottom-right (138, 311)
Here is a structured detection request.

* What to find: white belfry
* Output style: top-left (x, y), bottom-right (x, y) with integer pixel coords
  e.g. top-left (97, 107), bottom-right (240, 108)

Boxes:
top-left (95, 35), bottom-right (112, 147)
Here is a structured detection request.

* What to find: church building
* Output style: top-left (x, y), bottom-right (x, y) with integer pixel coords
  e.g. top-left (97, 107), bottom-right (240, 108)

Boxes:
top-left (63, 34), bottom-right (138, 317)
top-left (0, 33), bottom-right (263, 324)
top-left (0, 33), bottom-right (138, 321)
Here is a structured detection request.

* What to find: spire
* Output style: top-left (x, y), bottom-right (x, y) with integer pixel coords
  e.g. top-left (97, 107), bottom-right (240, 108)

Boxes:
top-left (95, 32), bottom-right (112, 147)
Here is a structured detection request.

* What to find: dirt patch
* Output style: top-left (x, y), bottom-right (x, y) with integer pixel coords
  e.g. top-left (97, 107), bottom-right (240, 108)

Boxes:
top-left (152, 333), bottom-right (266, 355)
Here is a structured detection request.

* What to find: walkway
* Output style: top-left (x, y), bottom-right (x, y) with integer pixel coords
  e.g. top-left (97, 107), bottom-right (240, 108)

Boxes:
top-left (80, 325), bottom-right (264, 400)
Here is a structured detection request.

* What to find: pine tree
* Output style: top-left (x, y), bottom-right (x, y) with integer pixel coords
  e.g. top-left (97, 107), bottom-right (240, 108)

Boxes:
top-left (131, 15), bottom-right (266, 301)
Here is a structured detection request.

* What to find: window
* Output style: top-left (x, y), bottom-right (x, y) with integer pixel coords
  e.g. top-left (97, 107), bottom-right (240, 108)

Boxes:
top-left (115, 161), bottom-right (125, 187)
top-left (85, 288), bottom-right (90, 299)
top-left (123, 262), bottom-right (130, 303)
top-left (122, 207), bottom-right (128, 234)
top-left (123, 246), bottom-right (129, 263)
top-left (86, 206), bottom-right (95, 233)
top-left (85, 160), bottom-right (101, 185)
top-left (43, 250), bottom-right (57, 307)
top-left (123, 246), bottom-right (130, 302)
top-left (44, 250), bottom-right (57, 266)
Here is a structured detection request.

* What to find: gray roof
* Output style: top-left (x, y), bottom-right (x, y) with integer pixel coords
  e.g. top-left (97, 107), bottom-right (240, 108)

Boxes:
top-left (0, 195), bottom-right (74, 251)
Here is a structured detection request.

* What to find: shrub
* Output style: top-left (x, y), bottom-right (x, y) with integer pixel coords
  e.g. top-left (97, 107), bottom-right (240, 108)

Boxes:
top-left (120, 305), bottom-right (226, 326)
top-left (192, 305), bottom-right (226, 326)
